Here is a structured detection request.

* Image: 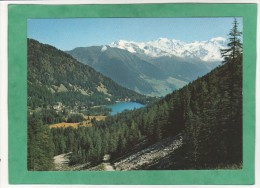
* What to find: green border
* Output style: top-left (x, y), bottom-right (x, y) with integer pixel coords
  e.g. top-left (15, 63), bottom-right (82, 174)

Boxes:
top-left (8, 4), bottom-right (257, 185)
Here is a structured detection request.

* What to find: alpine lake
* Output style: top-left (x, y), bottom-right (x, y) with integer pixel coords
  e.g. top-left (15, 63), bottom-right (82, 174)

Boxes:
top-left (106, 102), bottom-right (144, 115)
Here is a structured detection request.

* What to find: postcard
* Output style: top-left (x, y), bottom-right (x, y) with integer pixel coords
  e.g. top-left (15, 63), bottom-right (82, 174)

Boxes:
top-left (7, 3), bottom-right (257, 185)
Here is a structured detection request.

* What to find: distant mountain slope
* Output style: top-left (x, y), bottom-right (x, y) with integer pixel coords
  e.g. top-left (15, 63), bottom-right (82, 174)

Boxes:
top-left (66, 46), bottom-right (167, 95)
top-left (27, 39), bottom-right (150, 109)
top-left (66, 37), bottom-right (226, 96)
top-left (148, 56), bottom-right (213, 82)
top-left (66, 45), bottom-right (215, 96)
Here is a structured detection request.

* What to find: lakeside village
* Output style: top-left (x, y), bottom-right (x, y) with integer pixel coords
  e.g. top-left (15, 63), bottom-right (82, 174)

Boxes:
top-left (52, 96), bottom-right (132, 114)
top-left (28, 97), bottom-right (134, 129)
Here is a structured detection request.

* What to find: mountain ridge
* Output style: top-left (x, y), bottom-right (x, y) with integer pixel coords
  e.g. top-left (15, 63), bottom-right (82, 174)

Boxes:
top-left (109, 37), bottom-right (227, 62)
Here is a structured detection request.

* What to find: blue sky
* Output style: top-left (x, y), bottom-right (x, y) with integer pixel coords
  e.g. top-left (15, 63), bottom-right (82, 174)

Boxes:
top-left (27, 17), bottom-right (242, 51)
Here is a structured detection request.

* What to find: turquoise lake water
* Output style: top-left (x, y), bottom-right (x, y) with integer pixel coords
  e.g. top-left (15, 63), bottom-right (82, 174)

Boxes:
top-left (107, 102), bottom-right (144, 115)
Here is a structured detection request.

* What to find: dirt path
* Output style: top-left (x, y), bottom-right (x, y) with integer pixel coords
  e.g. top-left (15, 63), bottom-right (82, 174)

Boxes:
top-left (53, 152), bottom-right (71, 170)
top-left (54, 152), bottom-right (89, 171)
top-left (102, 154), bottom-right (115, 171)
top-left (53, 135), bottom-right (182, 171)
top-left (103, 162), bottom-right (115, 171)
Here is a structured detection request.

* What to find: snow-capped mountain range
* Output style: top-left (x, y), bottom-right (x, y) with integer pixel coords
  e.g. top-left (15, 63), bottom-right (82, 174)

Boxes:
top-left (109, 37), bottom-right (227, 62)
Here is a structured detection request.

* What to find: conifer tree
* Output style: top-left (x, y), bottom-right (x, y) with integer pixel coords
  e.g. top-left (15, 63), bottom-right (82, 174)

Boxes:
top-left (221, 18), bottom-right (243, 64)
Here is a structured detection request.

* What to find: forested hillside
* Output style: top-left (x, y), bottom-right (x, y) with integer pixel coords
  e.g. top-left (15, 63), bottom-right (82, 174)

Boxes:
top-left (51, 45), bottom-right (242, 169)
top-left (28, 39), bottom-right (151, 110)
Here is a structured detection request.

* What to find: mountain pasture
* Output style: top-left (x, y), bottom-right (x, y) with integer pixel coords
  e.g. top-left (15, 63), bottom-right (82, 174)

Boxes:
top-left (49, 115), bottom-right (106, 129)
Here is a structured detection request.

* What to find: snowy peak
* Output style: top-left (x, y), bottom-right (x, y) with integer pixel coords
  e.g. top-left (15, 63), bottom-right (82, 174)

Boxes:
top-left (109, 37), bottom-right (227, 62)
top-left (110, 40), bottom-right (140, 53)
top-left (209, 37), bottom-right (226, 43)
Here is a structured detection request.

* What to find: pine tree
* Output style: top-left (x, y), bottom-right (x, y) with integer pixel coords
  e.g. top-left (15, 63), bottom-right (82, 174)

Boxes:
top-left (221, 18), bottom-right (243, 64)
